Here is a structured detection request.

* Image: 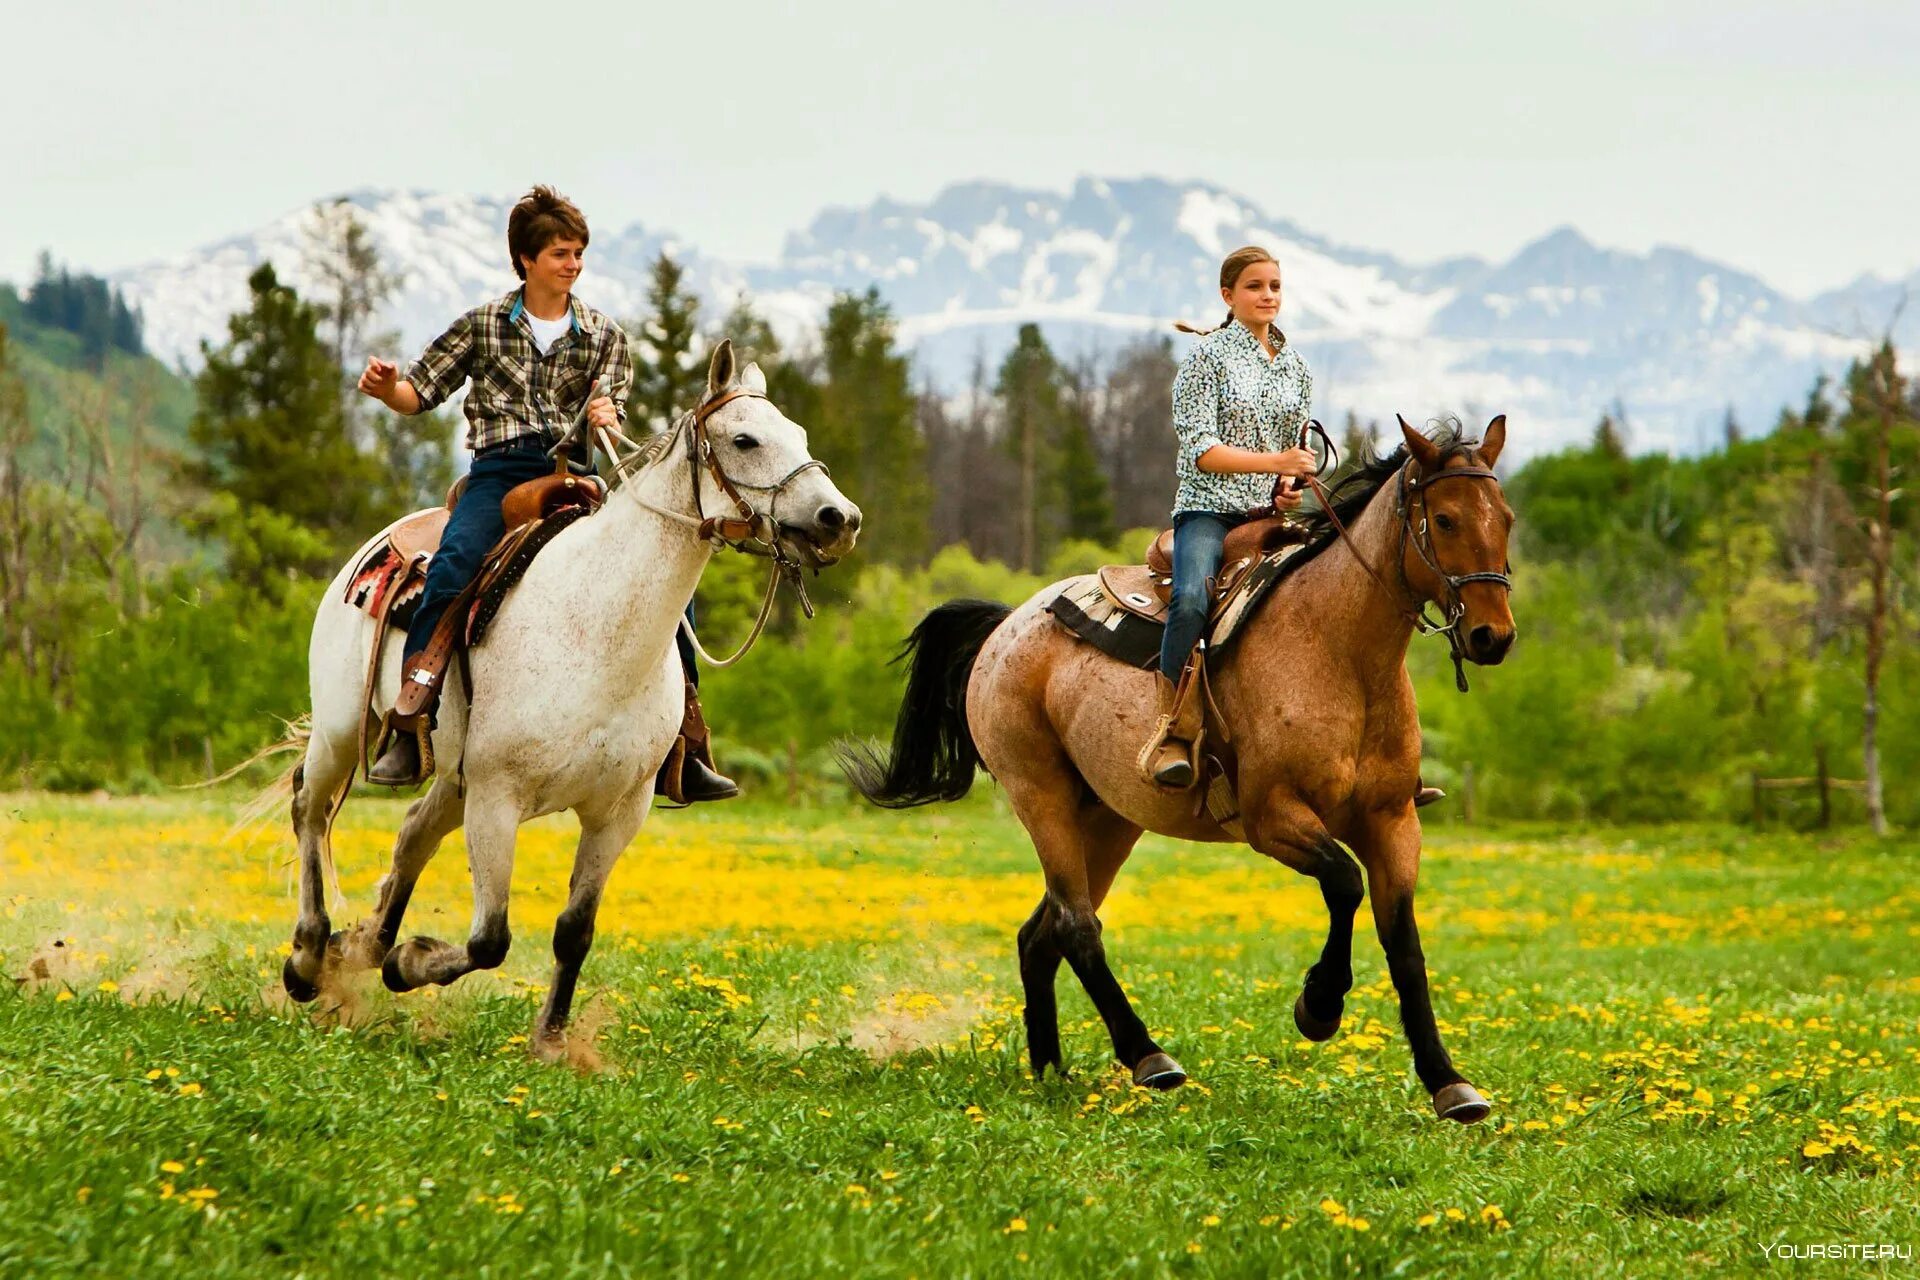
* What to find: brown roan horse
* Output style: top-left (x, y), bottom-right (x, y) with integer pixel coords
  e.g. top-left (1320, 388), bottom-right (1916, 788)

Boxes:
top-left (842, 416), bottom-right (1516, 1123)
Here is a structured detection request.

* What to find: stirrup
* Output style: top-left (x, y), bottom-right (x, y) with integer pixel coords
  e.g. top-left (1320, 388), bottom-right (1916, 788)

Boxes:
top-left (368, 708), bottom-right (432, 787)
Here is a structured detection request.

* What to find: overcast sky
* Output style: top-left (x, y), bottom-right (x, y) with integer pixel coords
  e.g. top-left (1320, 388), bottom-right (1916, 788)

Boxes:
top-left (6, 0), bottom-right (1913, 297)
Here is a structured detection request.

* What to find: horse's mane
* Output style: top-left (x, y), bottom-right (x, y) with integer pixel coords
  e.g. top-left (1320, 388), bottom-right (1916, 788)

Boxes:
top-left (1269, 417), bottom-right (1478, 587)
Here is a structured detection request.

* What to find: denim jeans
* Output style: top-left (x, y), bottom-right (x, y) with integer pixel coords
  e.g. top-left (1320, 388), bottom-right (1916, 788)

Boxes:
top-left (404, 441), bottom-right (700, 685)
top-left (1157, 511), bottom-right (1244, 681)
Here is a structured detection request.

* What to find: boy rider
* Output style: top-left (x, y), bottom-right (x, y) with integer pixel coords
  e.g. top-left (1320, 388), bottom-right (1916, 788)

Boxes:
top-left (356, 184), bottom-right (737, 802)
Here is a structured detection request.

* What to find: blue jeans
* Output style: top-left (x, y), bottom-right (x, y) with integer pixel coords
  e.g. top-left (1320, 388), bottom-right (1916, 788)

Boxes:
top-left (404, 441), bottom-right (701, 685)
top-left (1157, 511), bottom-right (1243, 681)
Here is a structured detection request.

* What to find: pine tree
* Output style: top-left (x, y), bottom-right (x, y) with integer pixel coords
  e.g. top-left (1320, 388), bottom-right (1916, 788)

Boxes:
top-left (1099, 337), bottom-right (1179, 530)
top-left (631, 252), bottom-right (704, 430)
top-left (815, 289), bottom-right (929, 565)
top-left (190, 263), bottom-right (377, 553)
top-left (993, 324), bottom-right (1108, 571)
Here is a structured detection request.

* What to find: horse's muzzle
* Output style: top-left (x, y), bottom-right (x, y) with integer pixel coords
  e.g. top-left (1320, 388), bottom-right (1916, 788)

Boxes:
top-left (1466, 623), bottom-right (1515, 665)
top-left (781, 502), bottom-right (862, 567)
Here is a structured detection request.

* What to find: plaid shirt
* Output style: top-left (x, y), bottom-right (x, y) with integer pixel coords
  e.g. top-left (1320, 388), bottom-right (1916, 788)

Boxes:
top-left (405, 289), bottom-right (631, 452)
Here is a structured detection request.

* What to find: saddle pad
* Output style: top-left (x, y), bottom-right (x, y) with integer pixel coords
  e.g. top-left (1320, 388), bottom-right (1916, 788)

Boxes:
top-left (1046, 576), bottom-right (1165, 670)
top-left (464, 504), bottom-right (590, 648)
top-left (344, 540), bottom-right (430, 630)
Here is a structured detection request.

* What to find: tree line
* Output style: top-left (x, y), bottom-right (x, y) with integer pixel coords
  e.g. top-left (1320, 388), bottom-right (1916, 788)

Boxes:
top-left (0, 205), bottom-right (1914, 830)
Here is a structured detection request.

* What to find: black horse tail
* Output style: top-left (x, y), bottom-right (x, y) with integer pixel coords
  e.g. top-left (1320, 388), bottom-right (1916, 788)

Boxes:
top-left (837, 599), bottom-right (1013, 808)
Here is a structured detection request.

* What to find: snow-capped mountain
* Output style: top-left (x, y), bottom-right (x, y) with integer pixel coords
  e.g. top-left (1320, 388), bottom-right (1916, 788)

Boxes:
top-left (104, 179), bottom-right (1912, 458)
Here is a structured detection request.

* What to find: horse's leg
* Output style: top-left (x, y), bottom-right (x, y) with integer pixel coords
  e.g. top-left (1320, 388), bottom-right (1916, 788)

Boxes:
top-left (532, 795), bottom-right (648, 1058)
top-left (1350, 809), bottom-right (1488, 1123)
top-left (1008, 773), bottom-right (1177, 1088)
top-left (1243, 801), bottom-right (1365, 1042)
top-left (344, 777), bottom-right (465, 968)
top-left (382, 794), bottom-right (518, 992)
top-left (283, 733), bottom-right (354, 1002)
top-left (1017, 806), bottom-right (1141, 1081)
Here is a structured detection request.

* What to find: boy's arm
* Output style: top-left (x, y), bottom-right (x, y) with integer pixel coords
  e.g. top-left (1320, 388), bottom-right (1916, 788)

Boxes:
top-left (356, 358), bottom-right (422, 414)
top-left (360, 311), bottom-right (476, 416)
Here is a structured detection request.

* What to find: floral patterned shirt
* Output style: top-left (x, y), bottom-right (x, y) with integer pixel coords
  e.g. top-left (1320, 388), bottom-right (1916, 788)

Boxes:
top-left (1170, 320), bottom-right (1313, 517)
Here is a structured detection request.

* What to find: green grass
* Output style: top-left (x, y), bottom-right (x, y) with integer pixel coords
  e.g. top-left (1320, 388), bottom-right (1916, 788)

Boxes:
top-left (2, 793), bottom-right (1916, 1277)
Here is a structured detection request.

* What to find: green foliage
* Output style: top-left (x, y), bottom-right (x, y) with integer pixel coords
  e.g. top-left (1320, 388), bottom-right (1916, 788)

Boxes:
top-left (812, 289), bottom-right (929, 565)
top-left (629, 252), bottom-right (704, 432)
top-left (190, 263), bottom-right (379, 547)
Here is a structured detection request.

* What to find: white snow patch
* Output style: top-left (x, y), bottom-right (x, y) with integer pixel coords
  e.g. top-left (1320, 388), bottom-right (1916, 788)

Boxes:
top-left (1177, 189), bottom-right (1246, 257)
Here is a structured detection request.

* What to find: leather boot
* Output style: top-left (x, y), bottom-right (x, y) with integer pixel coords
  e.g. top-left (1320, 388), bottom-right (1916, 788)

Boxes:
top-left (1415, 779), bottom-right (1447, 808)
top-left (369, 654), bottom-right (440, 787)
top-left (1139, 656), bottom-right (1205, 790)
top-left (658, 681), bottom-right (739, 803)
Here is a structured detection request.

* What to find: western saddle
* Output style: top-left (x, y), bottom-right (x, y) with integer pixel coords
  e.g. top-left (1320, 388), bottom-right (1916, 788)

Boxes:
top-left (348, 453), bottom-right (608, 788)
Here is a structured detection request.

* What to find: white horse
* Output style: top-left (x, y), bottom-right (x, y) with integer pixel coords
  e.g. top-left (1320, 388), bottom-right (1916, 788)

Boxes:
top-left (282, 341), bottom-right (860, 1054)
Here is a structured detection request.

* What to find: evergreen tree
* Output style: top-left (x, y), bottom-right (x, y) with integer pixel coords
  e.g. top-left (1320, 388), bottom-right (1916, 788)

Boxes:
top-left (815, 289), bottom-right (928, 565)
top-left (994, 323), bottom-right (1111, 571)
top-left (189, 263), bottom-right (377, 560)
top-left (631, 252), bottom-right (704, 430)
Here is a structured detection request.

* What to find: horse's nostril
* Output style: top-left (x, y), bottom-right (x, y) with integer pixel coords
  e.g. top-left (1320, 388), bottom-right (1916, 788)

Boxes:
top-left (817, 505), bottom-right (846, 531)
top-left (1470, 625), bottom-right (1493, 652)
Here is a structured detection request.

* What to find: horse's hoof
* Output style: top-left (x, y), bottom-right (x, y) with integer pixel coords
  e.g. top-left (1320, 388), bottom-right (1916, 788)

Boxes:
top-left (530, 1031), bottom-right (568, 1065)
top-left (1293, 992), bottom-right (1342, 1042)
top-left (1433, 1082), bottom-right (1491, 1124)
top-left (1132, 1052), bottom-right (1187, 1091)
top-left (282, 957), bottom-right (319, 1004)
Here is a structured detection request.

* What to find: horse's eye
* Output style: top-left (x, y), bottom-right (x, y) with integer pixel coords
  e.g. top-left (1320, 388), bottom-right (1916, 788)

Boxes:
top-left (733, 434), bottom-right (760, 451)
top-left (1435, 513), bottom-right (1455, 533)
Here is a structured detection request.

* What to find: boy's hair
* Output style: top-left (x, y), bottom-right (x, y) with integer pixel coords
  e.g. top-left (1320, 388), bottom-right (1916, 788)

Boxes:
top-left (507, 185), bottom-right (590, 280)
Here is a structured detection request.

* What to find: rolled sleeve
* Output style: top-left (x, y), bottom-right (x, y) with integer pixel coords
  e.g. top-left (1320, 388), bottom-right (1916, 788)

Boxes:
top-left (404, 309), bottom-right (477, 412)
top-left (1172, 347), bottom-right (1224, 469)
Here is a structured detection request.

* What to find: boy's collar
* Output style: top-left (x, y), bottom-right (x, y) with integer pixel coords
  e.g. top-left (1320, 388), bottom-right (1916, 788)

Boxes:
top-left (506, 287), bottom-right (583, 332)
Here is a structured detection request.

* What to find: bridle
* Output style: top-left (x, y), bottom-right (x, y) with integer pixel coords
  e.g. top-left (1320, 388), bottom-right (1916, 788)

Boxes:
top-left (1301, 433), bottom-right (1512, 692)
top-left (591, 385), bottom-right (836, 663)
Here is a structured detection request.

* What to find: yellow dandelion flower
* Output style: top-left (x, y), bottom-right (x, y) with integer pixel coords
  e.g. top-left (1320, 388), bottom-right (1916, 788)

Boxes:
top-left (1004, 1217), bottom-right (1028, 1234)
top-left (97, 980), bottom-right (119, 994)
top-left (1185, 1241), bottom-right (1202, 1254)
top-left (1319, 1197), bottom-right (1345, 1216)
top-left (55, 991), bottom-right (74, 1003)
top-left (1202, 1214), bottom-right (1221, 1227)
top-left (160, 1161), bottom-right (185, 1174)
top-left (1444, 1207), bottom-right (1466, 1221)
top-left (1417, 1213), bottom-right (1439, 1228)
top-left (177, 1083), bottom-right (202, 1097)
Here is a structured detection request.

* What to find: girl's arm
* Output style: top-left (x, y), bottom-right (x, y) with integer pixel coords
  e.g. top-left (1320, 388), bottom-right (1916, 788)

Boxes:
top-left (1196, 443), bottom-right (1317, 476)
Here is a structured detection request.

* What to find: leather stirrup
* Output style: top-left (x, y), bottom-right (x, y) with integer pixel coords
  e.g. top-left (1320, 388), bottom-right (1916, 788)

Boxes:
top-left (1139, 648), bottom-right (1206, 790)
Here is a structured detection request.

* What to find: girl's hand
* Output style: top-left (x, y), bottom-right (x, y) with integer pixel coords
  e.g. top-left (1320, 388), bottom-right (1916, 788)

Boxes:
top-left (1269, 447), bottom-right (1317, 478)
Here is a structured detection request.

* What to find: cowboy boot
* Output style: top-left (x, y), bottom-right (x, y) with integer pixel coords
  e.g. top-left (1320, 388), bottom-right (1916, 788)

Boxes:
top-left (369, 653), bottom-right (441, 787)
top-left (658, 680), bottom-right (739, 803)
top-left (1139, 655), bottom-right (1206, 790)
top-left (1415, 778), bottom-right (1447, 808)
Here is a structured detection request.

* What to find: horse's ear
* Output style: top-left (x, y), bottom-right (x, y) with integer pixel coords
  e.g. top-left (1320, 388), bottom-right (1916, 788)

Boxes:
top-left (740, 361), bottom-right (768, 394)
top-left (705, 339), bottom-right (737, 398)
top-left (1397, 414), bottom-right (1441, 469)
top-left (1480, 414), bottom-right (1507, 467)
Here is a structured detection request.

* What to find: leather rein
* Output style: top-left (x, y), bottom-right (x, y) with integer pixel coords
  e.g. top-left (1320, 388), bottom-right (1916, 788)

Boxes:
top-left (592, 386), bottom-right (832, 666)
top-left (1300, 437), bottom-right (1512, 692)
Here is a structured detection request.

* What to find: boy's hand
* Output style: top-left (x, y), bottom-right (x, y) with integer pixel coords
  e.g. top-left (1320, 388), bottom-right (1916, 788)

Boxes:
top-left (586, 395), bottom-right (617, 431)
top-left (358, 357), bottom-right (399, 402)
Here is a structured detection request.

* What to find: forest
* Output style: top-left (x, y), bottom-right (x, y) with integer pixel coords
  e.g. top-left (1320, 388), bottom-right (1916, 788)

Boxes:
top-left (2, 208), bottom-right (1914, 827)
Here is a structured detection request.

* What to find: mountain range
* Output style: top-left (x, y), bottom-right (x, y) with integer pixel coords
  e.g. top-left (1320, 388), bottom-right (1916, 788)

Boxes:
top-left (96, 178), bottom-right (1919, 459)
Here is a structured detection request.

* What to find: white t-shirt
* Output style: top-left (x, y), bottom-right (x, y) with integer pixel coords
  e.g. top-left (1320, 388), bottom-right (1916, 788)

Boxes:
top-left (526, 309), bottom-right (570, 356)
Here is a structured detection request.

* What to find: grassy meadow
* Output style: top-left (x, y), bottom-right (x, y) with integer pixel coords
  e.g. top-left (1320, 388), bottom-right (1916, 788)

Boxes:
top-left (2, 790), bottom-right (1916, 1277)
